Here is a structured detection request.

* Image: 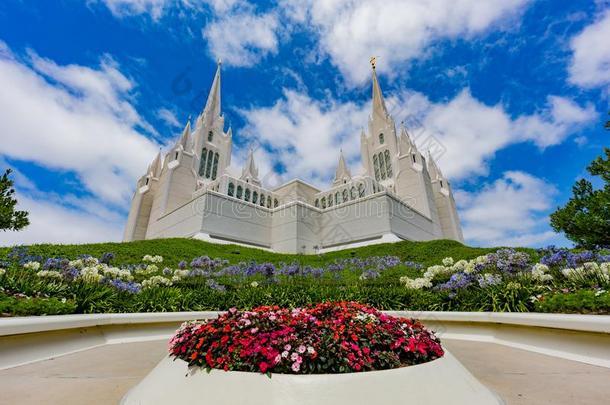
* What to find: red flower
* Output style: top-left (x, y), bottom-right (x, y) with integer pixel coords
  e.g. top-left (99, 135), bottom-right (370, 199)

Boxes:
top-left (259, 362), bottom-right (269, 373)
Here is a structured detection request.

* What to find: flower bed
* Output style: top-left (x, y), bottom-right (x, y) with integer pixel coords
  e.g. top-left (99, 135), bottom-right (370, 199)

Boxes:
top-left (168, 302), bottom-right (443, 375)
top-left (1, 242), bottom-right (609, 315)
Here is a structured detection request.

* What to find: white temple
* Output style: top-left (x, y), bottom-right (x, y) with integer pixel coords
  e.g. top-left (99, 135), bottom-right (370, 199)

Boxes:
top-left (123, 62), bottom-right (463, 253)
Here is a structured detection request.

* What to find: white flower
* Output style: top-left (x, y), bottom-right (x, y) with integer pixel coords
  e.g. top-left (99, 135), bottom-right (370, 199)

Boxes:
top-left (250, 281), bottom-right (259, 288)
top-left (475, 255), bottom-right (489, 265)
top-left (142, 255), bottom-right (163, 263)
top-left (83, 256), bottom-right (99, 267)
top-left (307, 346), bottom-right (315, 354)
top-left (401, 276), bottom-right (432, 290)
top-left (464, 262), bottom-right (476, 274)
top-left (24, 261), bottom-right (41, 271)
top-left (452, 260), bottom-right (469, 272)
top-left (531, 263), bottom-right (553, 282)
top-left (141, 275), bottom-right (172, 289)
top-left (423, 265), bottom-right (452, 279)
top-left (0, 268), bottom-right (5, 276)
top-left (36, 270), bottom-right (63, 280)
top-left (442, 257), bottom-right (454, 266)
top-left (80, 267), bottom-right (103, 283)
top-left (69, 259), bottom-right (84, 269)
top-left (173, 269), bottom-right (189, 279)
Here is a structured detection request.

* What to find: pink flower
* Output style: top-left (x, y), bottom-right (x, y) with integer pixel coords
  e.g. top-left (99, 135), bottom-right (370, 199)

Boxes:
top-left (290, 352), bottom-right (299, 361)
top-left (291, 362), bottom-right (301, 372)
top-left (284, 344), bottom-right (291, 351)
top-left (297, 345), bottom-right (306, 353)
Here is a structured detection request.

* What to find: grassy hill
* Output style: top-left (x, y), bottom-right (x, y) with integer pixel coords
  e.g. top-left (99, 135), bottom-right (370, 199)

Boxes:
top-left (3, 238), bottom-right (608, 315)
top-left (0, 237), bottom-right (524, 268)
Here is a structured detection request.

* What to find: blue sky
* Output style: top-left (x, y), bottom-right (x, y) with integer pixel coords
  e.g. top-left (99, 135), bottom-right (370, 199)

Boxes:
top-left (0, 0), bottom-right (608, 247)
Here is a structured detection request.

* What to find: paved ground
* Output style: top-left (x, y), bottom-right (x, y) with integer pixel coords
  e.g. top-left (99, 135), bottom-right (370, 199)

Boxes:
top-left (0, 339), bottom-right (609, 404)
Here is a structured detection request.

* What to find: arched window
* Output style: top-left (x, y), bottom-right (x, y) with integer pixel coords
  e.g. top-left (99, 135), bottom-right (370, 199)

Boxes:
top-left (260, 194), bottom-right (266, 206)
top-left (145, 177), bottom-right (149, 186)
top-left (267, 196), bottom-right (272, 208)
top-left (174, 151), bottom-right (179, 160)
top-left (379, 153), bottom-right (386, 179)
top-left (342, 189), bottom-right (348, 202)
top-left (205, 149), bottom-right (214, 178)
top-left (440, 180), bottom-right (444, 188)
top-left (244, 188), bottom-right (251, 202)
top-left (358, 183), bottom-right (365, 197)
top-left (335, 192), bottom-right (340, 205)
top-left (384, 149), bottom-right (393, 177)
top-left (236, 185), bottom-right (243, 199)
top-left (252, 191), bottom-right (258, 204)
top-left (208, 131), bottom-right (213, 142)
top-left (373, 154), bottom-right (380, 181)
top-left (350, 186), bottom-right (357, 200)
top-left (321, 197), bottom-right (327, 209)
top-left (412, 154), bottom-right (417, 163)
top-left (211, 153), bottom-right (219, 180)
top-left (199, 148), bottom-right (207, 176)
top-left (315, 199), bottom-right (319, 208)
top-left (328, 195), bottom-right (333, 207)
top-left (228, 182), bottom-right (235, 197)
top-left (379, 133), bottom-right (384, 144)
top-left (274, 199), bottom-right (279, 208)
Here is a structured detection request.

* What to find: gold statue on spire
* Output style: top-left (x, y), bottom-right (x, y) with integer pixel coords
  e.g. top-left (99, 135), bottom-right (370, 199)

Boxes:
top-left (370, 56), bottom-right (377, 69)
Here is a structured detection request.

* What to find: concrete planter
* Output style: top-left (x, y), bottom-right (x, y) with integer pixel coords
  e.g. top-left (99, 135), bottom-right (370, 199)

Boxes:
top-left (121, 350), bottom-right (503, 405)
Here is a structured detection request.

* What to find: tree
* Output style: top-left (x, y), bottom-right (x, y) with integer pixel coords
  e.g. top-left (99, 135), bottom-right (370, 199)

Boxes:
top-left (550, 148), bottom-right (610, 249)
top-left (0, 169), bottom-right (29, 231)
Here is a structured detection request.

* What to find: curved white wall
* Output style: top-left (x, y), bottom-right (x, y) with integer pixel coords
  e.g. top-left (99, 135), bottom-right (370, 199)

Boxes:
top-left (1, 311), bottom-right (609, 370)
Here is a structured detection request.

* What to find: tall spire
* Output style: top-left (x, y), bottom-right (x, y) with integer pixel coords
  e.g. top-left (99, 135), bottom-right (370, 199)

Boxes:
top-left (203, 60), bottom-right (222, 118)
top-left (371, 59), bottom-right (388, 120)
top-left (240, 148), bottom-right (260, 186)
top-left (333, 150), bottom-right (352, 186)
top-left (426, 151), bottom-right (443, 181)
top-left (178, 119), bottom-right (191, 149)
top-left (150, 151), bottom-right (163, 178)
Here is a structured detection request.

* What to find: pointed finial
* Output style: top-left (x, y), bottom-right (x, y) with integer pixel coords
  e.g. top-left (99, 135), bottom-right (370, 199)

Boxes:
top-left (370, 56), bottom-right (377, 70)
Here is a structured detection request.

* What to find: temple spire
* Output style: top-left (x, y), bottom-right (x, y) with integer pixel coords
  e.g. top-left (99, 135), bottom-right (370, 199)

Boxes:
top-left (178, 119), bottom-right (191, 149)
top-left (333, 150), bottom-right (352, 186)
top-left (371, 58), bottom-right (388, 120)
top-left (240, 148), bottom-right (260, 186)
top-left (426, 151), bottom-right (443, 181)
top-left (203, 60), bottom-right (222, 118)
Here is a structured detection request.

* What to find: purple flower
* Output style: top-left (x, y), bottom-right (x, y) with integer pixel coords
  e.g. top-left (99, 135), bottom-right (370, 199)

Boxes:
top-left (108, 279), bottom-right (141, 294)
top-left (100, 252), bottom-right (115, 264)
top-left (206, 279), bottom-right (226, 292)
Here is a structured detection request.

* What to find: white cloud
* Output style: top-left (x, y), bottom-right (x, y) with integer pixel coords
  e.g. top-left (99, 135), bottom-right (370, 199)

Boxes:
top-left (240, 89), bottom-right (368, 187)
top-left (203, 9), bottom-right (280, 67)
top-left (455, 171), bottom-right (559, 247)
top-left (240, 83), bottom-right (596, 188)
top-left (0, 42), bottom-right (159, 205)
top-left (410, 90), bottom-right (596, 178)
top-left (157, 107), bottom-right (182, 128)
top-left (0, 192), bottom-right (123, 246)
top-left (568, 9), bottom-right (610, 88)
top-left (281, 0), bottom-right (530, 84)
top-left (96, 0), bottom-right (170, 20)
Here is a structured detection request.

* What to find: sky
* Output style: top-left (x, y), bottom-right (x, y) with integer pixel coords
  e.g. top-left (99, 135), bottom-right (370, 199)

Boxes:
top-left (0, 0), bottom-right (608, 248)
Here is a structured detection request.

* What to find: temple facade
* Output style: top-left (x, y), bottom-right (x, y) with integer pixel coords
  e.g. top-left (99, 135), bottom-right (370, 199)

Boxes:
top-left (123, 63), bottom-right (463, 253)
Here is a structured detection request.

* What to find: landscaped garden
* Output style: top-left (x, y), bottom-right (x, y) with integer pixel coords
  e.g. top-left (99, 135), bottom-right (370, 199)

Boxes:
top-left (1, 238), bottom-right (608, 316)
